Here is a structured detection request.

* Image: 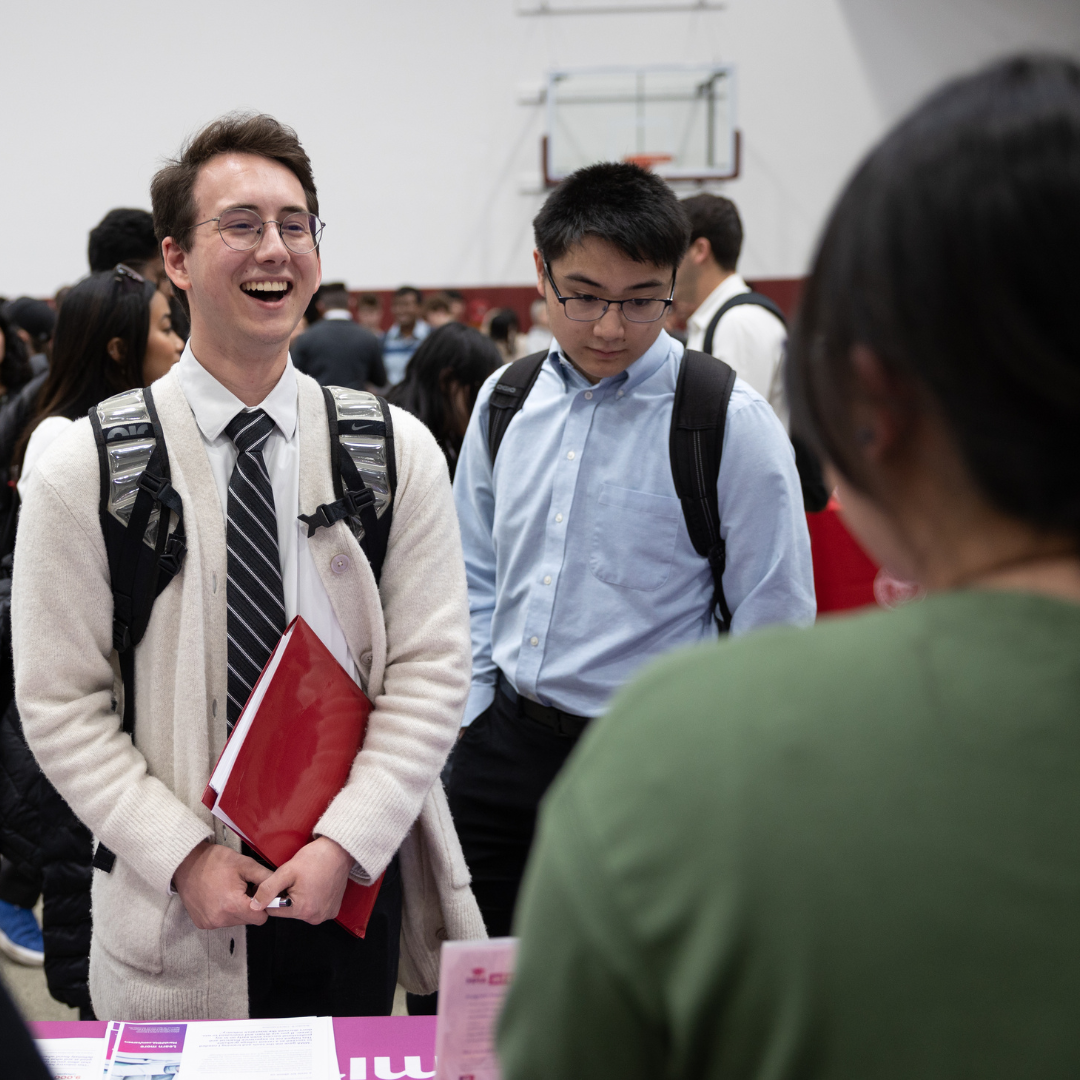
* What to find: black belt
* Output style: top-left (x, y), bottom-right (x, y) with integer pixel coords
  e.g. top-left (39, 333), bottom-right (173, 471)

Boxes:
top-left (498, 673), bottom-right (592, 739)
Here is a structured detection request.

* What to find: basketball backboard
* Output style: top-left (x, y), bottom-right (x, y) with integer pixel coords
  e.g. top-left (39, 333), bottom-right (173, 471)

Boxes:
top-left (542, 64), bottom-right (738, 186)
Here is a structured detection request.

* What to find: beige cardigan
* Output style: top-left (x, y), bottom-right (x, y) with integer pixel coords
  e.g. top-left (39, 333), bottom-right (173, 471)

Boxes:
top-left (12, 368), bottom-right (485, 1020)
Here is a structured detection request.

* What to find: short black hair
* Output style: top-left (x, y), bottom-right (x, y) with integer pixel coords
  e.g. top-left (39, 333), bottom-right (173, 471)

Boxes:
top-left (680, 193), bottom-right (743, 271)
top-left (788, 53), bottom-right (1080, 539)
top-left (87, 209), bottom-right (159, 273)
top-left (318, 283), bottom-right (350, 310)
top-left (533, 162), bottom-right (690, 269)
top-left (394, 286), bottom-right (423, 303)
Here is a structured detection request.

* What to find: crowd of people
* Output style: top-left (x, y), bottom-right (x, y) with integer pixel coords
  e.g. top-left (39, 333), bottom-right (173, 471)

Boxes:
top-left (0, 50), bottom-right (1078, 1080)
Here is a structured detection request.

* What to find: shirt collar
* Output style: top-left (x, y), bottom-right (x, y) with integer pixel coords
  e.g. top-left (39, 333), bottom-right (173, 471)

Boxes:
top-left (321, 309), bottom-right (353, 321)
top-left (176, 343), bottom-right (298, 443)
top-left (548, 329), bottom-right (677, 396)
top-left (686, 273), bottom-right (750, 334)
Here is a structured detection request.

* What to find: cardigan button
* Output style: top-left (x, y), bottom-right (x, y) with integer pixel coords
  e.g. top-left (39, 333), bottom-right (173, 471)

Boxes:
top-left (359, 652), bottom-right (372, 670)
top-left (331, 554), bottom-right (350, 575)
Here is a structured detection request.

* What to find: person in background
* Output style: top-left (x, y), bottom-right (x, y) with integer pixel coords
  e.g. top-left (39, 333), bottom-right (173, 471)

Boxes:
top-left (382, 285), bottom-right (429, 385)
top-left (423, 292), bottom-right (455, 329)
top-left (87, 208), bottom-right (165, 286)
top-left (487, 307), bottom-right (520, 362)
top-left (499, 54), bottom-right (1080, 1080)
top-left (445, 289), bottom-right (468, 324)
top-left (522, 297), bottom-right (552, 355)
top-left (0, 306), bottom-right (34, 410)
top-left (2, 298), bottom-right (55, 378)
top-left (356, 291), bottom-right (383, 333)
top-left (0, 265), bottom-right (183, 1016)
top-left (290, 282), bottom-right (386, 391)
top-left (675, 194), bottom-right (786, 417)
top-left (16, 267), bottom-right (183, 488)
top-left (387, 322), bottom-right (501, 479)
top-left (450, 162), bottom-right (814, 941)
top-left (88, 207), bottom-right (189, 343)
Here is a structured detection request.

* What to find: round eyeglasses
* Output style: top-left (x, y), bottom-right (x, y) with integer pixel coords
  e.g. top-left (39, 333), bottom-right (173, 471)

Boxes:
top-left (544, 259), bottom-right (675, 323)
top-left (195, 208), bottom-right (325, 254)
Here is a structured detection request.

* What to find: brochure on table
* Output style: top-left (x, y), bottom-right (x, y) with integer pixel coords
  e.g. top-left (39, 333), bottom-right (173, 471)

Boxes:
top-left (34, 1016), bottom-right (336, 1080)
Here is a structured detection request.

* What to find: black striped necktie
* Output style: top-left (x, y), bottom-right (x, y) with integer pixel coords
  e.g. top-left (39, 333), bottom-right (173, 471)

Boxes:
top-left (225, 409), bottom-right (286, 734)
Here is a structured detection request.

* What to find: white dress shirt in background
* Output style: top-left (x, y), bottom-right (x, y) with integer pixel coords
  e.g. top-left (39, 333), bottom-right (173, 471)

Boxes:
top-left (686, 273), bottom-right (789, 422)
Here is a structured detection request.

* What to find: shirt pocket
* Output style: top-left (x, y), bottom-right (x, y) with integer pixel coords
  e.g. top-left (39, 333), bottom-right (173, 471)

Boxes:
top-left (589, 483), bottom-right (683, 592)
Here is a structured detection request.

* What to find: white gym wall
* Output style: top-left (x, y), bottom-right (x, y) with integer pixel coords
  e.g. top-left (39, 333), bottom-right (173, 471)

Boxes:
top-left (2, 0), bottom-right (1077, 297)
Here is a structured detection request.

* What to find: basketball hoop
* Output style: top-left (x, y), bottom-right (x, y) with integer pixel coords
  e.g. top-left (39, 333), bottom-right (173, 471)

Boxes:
top-left (622, 153), bottom-right (673, 171)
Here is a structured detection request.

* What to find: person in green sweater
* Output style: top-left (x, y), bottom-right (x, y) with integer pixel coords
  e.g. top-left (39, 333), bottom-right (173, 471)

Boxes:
top-left (498, 54), bottom-right (1080, 1080)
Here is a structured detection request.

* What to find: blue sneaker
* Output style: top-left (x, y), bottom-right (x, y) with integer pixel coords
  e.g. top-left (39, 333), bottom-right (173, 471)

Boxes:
top-left (0, 898), bottom-right (44, 966)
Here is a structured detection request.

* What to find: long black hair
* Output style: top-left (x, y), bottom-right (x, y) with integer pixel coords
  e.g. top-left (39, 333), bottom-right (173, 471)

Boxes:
top-left (0, 305), bottom-right (33, 398)
top-left (15, 268), bottom-right (156, 470)
top-left (386, 322), bottom-right (502, 476)
top-left (788, 54), bottom-right (1080, 539)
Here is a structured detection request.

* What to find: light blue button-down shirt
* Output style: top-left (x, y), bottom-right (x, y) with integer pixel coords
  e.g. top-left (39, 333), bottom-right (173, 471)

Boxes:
top-left (453, 330), bottom-right (815, 722)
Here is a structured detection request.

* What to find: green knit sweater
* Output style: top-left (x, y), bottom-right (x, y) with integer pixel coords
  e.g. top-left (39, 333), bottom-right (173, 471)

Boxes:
top-left (499, 590), bottom-right (1080, 1079)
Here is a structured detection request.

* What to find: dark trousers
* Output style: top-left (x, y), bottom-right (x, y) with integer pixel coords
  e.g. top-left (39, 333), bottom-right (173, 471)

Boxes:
top-left (0, 856), bottom-right (41, 909)
top-left (246, 853), bottom-right (402, 1018)
top-left (446, 688), bottom-right (583, 938)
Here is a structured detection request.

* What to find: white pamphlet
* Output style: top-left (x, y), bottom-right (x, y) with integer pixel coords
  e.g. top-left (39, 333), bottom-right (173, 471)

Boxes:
top-left (434, 937), bottom-right (518, 1080)
top-left (33, 1038), bottom-right (106, 1080)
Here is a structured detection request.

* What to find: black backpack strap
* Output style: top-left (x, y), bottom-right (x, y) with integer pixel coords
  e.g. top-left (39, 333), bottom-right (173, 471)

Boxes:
top-left (700, 291), bottom-right (829, 512)
top-left (670, 350), bottom-right (737, 633)
top-left (299, 387), bottom-right (396, 585)
top-left (90, 387), bottom-right (187, 741)
top-left (702, 290), bottom-right (787, 354)
top-left (90, 387), bottom-right (187, 875)
top-left (487, 351), bottom-right (548, 463)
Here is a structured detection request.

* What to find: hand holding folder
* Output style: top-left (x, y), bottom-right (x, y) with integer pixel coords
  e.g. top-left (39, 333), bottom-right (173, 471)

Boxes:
top-left (202, 616), bottom-right (384, 937)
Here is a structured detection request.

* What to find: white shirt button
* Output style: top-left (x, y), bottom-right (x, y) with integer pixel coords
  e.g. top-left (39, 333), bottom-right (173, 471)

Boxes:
top-left (331, 553), bottom-right (350, 574)
top-left (584, 391), bottom-right (593, 400)
top-left (555, 513), bottom-right (563, 523)
top-left (617, 390), bottom-right (624, 398)
top-left (567, 450), bottom-right (575, 460)
top-left (530, 636), bottom-right (539, 647)
top-left (543, 575), bottom-right (552, 585)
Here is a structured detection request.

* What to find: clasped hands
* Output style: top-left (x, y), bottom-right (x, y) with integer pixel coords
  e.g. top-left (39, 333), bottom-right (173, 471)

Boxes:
top-left (173, 835), bottom-right (354, 930)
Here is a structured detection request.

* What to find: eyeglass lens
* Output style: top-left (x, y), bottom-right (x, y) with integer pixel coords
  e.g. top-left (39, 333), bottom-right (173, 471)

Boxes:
top-left (562, 297), bottom-right (669, 323)
top-left (217, 208), bottom-right (322, 254)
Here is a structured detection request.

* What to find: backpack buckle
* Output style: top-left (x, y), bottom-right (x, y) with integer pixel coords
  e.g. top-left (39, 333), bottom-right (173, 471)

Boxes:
top-left (113, 619), bottom-right (132, 653)
top-left (137, 470), bottom-right (172, 502)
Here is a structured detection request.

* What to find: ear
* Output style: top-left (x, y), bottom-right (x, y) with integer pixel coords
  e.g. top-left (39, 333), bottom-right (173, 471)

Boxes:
top-left (106, 337), bottom-right (127, 364)
top-left (849, 345), bottom-right (910, 461)
top-left (161, 236), bottom-right (191, 297)
top-left (533, 249), bottom-right (546, 298)
top-left (689, 236), bottom-right (712, 266)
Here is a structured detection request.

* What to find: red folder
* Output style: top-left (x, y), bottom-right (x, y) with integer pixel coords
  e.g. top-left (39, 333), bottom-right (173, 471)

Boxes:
top-left (202, 615), bottom-right (382, 937)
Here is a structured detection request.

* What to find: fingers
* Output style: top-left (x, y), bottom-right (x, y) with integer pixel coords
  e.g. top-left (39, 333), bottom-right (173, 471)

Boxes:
top-left (250, 865), bottom-right (296, 913)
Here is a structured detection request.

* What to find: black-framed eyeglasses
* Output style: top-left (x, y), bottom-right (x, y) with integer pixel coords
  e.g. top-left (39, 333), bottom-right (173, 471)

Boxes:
top-left (194, 208), bottom-right (325, 254)
top-left (544, 258), bottom-right (675, 323)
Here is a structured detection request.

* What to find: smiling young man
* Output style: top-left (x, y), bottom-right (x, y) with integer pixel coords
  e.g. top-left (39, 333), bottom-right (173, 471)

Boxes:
top-left (12, 114), bottom-right (483, 1020)
top-left (449, 162), bottom-right (815, 938)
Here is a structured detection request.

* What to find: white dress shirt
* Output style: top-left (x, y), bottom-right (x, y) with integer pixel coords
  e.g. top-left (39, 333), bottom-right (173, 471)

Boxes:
top-left (176, 345), bottom-right (358, 684)
top-left (686, 273), bottom-right (788, 422)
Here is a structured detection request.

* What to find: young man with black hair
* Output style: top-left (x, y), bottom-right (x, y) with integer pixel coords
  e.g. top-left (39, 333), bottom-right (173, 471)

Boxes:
top-left (87, 208), bottom-right (167, 286)
top-left (13, 113), bottom-right (482, 1020)
top-left (675, 193), bottom-right (788, 417)
top-left (450, 163), bottom-right (815, 938)
top-left (291, 282), bottom-right (386, 391)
